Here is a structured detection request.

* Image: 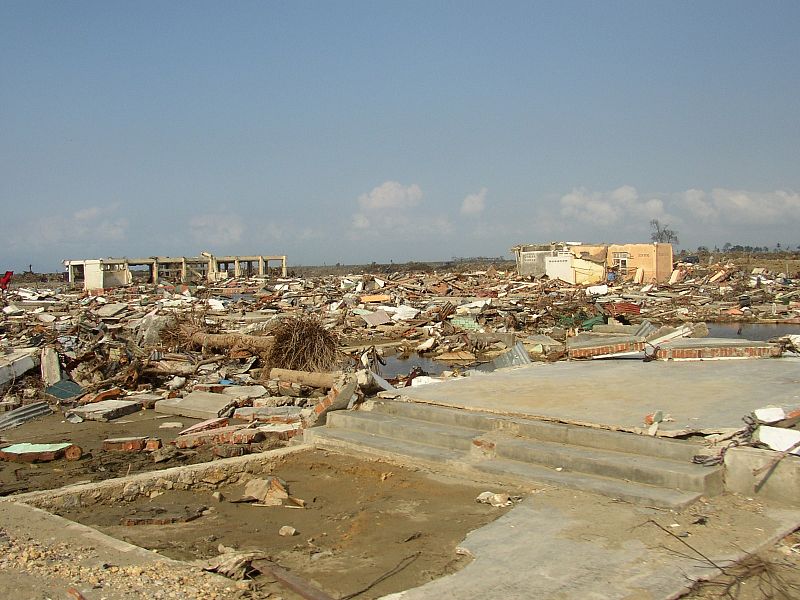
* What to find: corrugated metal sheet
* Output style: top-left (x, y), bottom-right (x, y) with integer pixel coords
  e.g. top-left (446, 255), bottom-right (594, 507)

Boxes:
top-left (0, 401), bottom-right (53, 432)
top-left (492, 342), bottom-right (533, 369)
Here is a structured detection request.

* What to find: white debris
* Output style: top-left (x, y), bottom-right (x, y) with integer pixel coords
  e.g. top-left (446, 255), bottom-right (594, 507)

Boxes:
top-left (753, 426), bottom-right (800, 455)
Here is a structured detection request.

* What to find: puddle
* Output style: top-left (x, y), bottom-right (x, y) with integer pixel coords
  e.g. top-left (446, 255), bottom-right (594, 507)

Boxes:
top-left (376, 353), bottom-right (496, 379)
top-left (707, 323), bottom-right (800, 341)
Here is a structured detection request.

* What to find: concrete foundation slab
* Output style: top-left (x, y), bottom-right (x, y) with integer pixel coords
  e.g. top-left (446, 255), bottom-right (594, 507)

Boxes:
top-left (398, 359), bottom-right (800, 436)
top-left (386, 499), bottom-right (800, 600)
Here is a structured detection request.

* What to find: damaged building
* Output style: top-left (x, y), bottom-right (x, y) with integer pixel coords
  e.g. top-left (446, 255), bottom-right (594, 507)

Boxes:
top-left (63, 252), bottom-right (288, 290)
top-left (511, 241), bottom-right (674, 284)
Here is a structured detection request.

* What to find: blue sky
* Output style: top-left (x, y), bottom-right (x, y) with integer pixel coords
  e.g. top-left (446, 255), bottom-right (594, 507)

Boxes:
top-left (2, 1), bottom-right (799, 271)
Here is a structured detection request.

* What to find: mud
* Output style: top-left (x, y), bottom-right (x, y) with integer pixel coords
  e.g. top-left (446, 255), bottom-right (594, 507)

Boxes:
top-left (0, 411), bottom-right (283, 495)
top-left (54, 451), bottom-right (510, 599)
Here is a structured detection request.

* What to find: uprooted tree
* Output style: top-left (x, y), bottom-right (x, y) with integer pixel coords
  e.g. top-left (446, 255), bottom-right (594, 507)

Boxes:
top-left (650, 219), bottom-right (679, 244)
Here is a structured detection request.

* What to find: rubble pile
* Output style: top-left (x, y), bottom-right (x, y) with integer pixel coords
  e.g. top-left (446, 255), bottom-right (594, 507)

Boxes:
top-left (0, 261), bottom-right (798, 463)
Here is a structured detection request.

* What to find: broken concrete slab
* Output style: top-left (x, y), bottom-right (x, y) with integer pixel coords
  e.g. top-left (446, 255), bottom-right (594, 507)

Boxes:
top-left (0, 442), bottom-right (79, 463)
top-left (308, 377), bottom-right (359, 426)
top-left (155, 391), bottom-right (233, 420)
top-left (0, 348), bottom-right (39, 388)
top-left (220, 385), bottom-right (268, 399)
top-left (67, 399), bottom-right (143, 422)
top-left (753, 426), bottom-right (800, 455)
top-left (94, 302), bottom-right (129, 318)
top-left (233, 406), bottom-right (303, 423)
top-left (361, 310), bottom-right (393, 327)
top-left (39, 347), bottom-right (61, 387)
top-left (126, 393), bottom-right (163, 409)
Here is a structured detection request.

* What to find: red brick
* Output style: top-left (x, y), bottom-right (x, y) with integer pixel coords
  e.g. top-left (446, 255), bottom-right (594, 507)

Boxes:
top-left (173, 425), bottom-right (264, 449)
top-left (102, 437), bottom-right (148, 452)
top-left (178, 417), bottom-right (229, 436)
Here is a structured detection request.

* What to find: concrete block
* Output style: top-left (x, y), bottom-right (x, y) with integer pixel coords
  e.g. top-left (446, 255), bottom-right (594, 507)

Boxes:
top-left (0, 348), bottom-right (39, 387)
top-left (155, 391), bottom-right (233, 419)
top-left (725, 446), bottom-right (800, 506)
top-left (68, 399), bottom-right (142, 421)
top-left (40, 347), bottom-right (62, 387)
top-left (753, 426), bottom-right (800, 454)
top-left (233, 406), bottom-right (302, 423)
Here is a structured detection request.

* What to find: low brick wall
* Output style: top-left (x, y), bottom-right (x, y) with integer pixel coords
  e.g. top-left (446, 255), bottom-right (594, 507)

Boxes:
top-left (655, 345), bottom-right (782, 360)
top-left (568, 341), bottom-right (645, 359)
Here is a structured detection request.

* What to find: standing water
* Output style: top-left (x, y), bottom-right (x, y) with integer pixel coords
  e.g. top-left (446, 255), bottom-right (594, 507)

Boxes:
top-left (706, 323), bottom-right (800, 341)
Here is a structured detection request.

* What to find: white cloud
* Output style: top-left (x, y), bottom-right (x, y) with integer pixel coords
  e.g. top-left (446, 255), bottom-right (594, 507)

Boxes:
top-left (189, 213), bottom-right (244, 245)
top-left (352, 213), bottom-right (370, 229)
top-left (682, 188), bottom-right (800, 225)
top-left (559, 185), bottom-right (667, 226)
top-left (461, 188), bottom-right (487, 216)
top-left (349, 180), bottom-right (454, 241)
top-left (27, 204), bottom-right (128, 248)
top-left (357, 181), bottom-right (422, 210)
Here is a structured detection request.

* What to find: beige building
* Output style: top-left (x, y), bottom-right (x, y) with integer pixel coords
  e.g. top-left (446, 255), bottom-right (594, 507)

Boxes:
top-left (512, 242), bottom-right (673, 284)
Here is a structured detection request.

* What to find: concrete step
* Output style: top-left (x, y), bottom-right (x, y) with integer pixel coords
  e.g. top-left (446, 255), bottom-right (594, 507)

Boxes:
top-left (304, 426), bottom-right (467, 465)
top-left (326, 411), bottom-right (480, 452)
top-left (488, 433), bottom-right (723, 494)
top-left (475, 458), bottom-right (704, 509)
top-left (372, 400), bottom-right (699, 461)
top-left (305, 427), bottom-right (701, 509)
top-left (328, 410), bottom-right (720, 494)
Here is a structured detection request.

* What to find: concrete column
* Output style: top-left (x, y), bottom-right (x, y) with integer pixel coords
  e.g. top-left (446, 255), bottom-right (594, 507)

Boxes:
top-left (258, 257), bottom-right (265, 276)
top-left (281, 256), bottom-right (287, 277)
top-left (181, 258), bottom-right (187, 282)
top-left (152, 260), bottom-right (159, 285)
top-left (67, 264), bottom-right (75, 285)
top-left (234, 259), bottom-right (241, 278)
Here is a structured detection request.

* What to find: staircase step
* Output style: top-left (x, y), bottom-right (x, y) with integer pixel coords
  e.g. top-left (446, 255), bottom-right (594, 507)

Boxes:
top-left (489, 434), bottom-right (722, 493)
top-left (475, 458), bottom-right (703, 509)
top-left (304, 426), bottom-right (467, 465)
top-left (305, 427), bottom-right (701, 509)
top-left (327, 411), bottom-right (480, 451)
top-left (373, 400), bottom-right (699, 461)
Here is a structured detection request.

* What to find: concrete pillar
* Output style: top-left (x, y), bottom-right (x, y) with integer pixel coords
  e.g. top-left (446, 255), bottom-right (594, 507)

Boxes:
top-left (258, 257), bottom-right (265, 276)
top-left (281, 256), bottom-right (287, 277)
top-left (67, 264), bottom-right (75, 285)
top-left (181, 258), bottom-right (187, 282)
top-left (234, 259), bottom-right (241, 278)
top-left (152, 260), bottom-right (159, 285)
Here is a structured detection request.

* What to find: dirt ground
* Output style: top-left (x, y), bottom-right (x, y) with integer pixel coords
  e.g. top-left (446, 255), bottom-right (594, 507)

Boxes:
top-left (3, 411), bottom-right (800, 599)
top-left (54, 451), bottom-right (511, 599)
top-left (0, 410), bottom-right (281, 495)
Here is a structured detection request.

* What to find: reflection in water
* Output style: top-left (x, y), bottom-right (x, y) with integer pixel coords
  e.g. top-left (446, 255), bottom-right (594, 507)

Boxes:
top-left (374, 323), bottom-right (800, 378)
top-left (377, 353), bottom-right (495, 379)
top-left (706, 323), bottom-right (800, 341)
